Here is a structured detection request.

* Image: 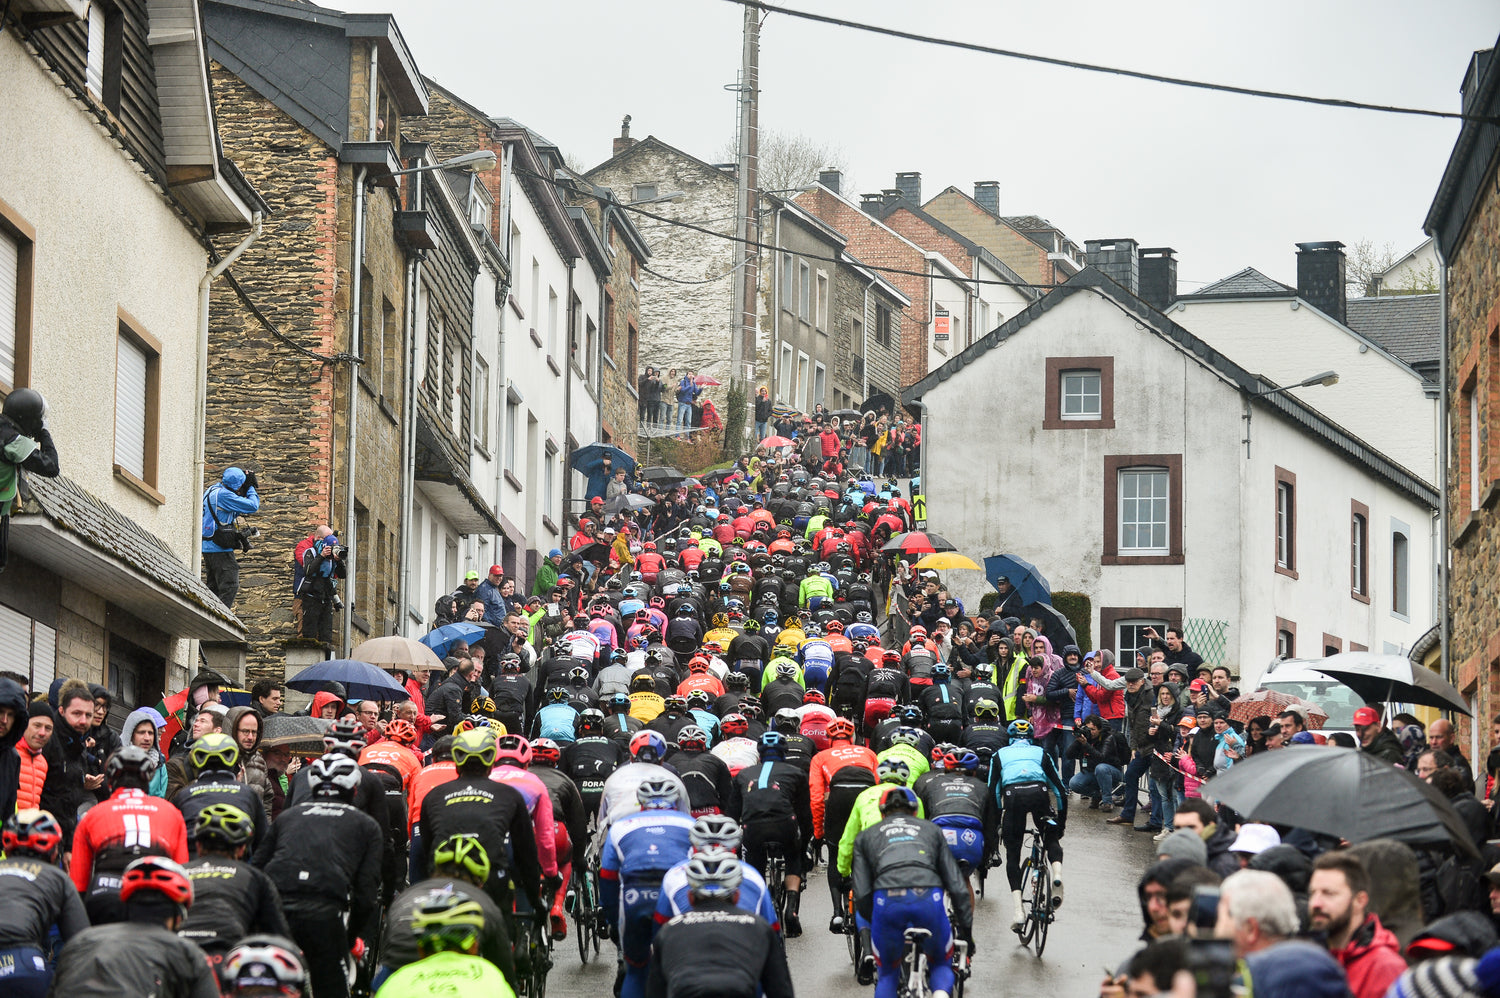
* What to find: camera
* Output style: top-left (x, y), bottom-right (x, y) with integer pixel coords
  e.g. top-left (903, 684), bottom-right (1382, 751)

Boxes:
top-left (1186, 938), bottom-right (1242, 998)
top-left (236, 527), bottom-right (261, 553)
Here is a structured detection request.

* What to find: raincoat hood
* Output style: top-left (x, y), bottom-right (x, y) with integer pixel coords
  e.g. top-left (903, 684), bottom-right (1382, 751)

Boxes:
top-left (1244, 940), bottom-right (1353, 998)
top-left (224, 706), bottom-right (261, 752)
top-left (119, 706), bottom-right (165, 752)
top-left (221, 467), bottom-right (246, 490)
top-left (0, 678), bottom-right (26, 752)
top-left (311, 691), bottom-right (346, 717)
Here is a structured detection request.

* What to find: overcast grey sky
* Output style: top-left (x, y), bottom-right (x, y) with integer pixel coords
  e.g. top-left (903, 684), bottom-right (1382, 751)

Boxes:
top-left (340, 0), bottom-right (1497, 289)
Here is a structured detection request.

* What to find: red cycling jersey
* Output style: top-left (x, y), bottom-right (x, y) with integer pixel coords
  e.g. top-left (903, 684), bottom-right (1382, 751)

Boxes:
top-left (70, 787), bottom-right (189, 892)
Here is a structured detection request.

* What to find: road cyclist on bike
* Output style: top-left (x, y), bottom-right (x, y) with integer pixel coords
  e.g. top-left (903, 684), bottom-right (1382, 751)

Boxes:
top-left (218, 934), bottom-right (309, 998)
top-left (837, 757), bottom-right (922, 983)
top-left (0, 809), bottom-right (88, 998)
top-left (374, 890), bottom-right (517, 998)
top-left (528, 736), bottom-right (590, 940)
top-left (994, 718), bottom-right (1067, 933)
top-left (728, 729), bottom-right (813, 936)
top-left (654, 814), bottom-right (779, 929)
top-left (917, 747), bottom-right (998, 909)
top-left (178, 802), bottom-right (290, 980)
top-left (850, 785), bottom-right (974, 998)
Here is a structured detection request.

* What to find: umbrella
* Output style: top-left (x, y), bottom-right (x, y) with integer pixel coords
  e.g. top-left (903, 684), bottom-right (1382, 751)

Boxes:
top-left (1203, 745), bottom-right (1479, 858)
top-left (287, 660), bottom-right (411, 702)
top-left (260, 714), bottom-right (333, 755)
top-left (759, 435), bottom-right (794, 449)
top-left (569, 442), bottom-right (637, 477)
top-left (861, 391), bottom-right (896, 415)
top-left (574, 541), bottom-right (612, 565)
top-left (1314, 652), bottom-right (1471, 715)
top-left (1228, 689), bottom-right (1329, 730)
top-left (913, 552), bottom-right (981, 571)
top-left (1023, 601), bottom-right (1078, 650)
top-left (350, 635), bottom-right (445, 672)
top-left (831, 408), bottom-right (861, 421)
top-left (419, 622), bottom-right (488, 660)
top-left (641, 466), bottom-right (684, 483)
top-left (880, 531), bottom-right (957, 554)
top-left (983, 554), bottom-right (1053, 607)
top-left (681, 478), bottom-right (702, 488)
top-left (694, 374), bottom-right (723, 387)
top-left (771, 403), bottom-right (801, 419)
top-left (602, 492), bottom-right (655, 516)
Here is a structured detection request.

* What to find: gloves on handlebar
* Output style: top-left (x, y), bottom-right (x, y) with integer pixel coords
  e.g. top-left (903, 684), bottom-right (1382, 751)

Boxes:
top-left (959, 925), bottom-right (976, 958)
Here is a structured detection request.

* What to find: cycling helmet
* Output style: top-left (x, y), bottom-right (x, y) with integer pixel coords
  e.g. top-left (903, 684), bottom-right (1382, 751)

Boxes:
top-left (411, 890), bottom-right (488, 956)
top-left (547, 686), bottom-right (572, 704)
top-left (890, 726), bottom-right (922, 748)
top-left (385, 718), bottom-right (419, 747)
top-left (568, 666), bottom-right (592, 685)
top-left (758, 730), bottom-right (785, 761)
top-left (663, 695), bottom-right (688, 713)
top-left (630, 673), bottom-right (657, 693)
top-left (494, 733), bottom-right (532, 767)
top-left (721, 713), bottom-right (749, 737)
top-left (1007, 719), bottom-right (1033, 740)
top-left (773, 660), bottom-right (799, 680)
top-left (607, 692), bottom-right (633, 714)
top-left (688, 656), bottom-right (710, 674)
top-left (2, 808), bottom-right (63, 861)
top-left (684, 846), bottom-right (742, 898)
top-left (949, 749), bottom-right (981, 774)
top-left (684, 690), bottom-right (713, 710)
top-left (725, 671), bottom-right (750, 690)
top-left (712, 612), bottom-right (729, 627)
top-left (189, 732), bottom-right (241, 774)
top-left (636, 776), bottom-right (681, 810)
top-left (881, 649), bottom-right (902, 665)
top-left (222, 935), bottom-right (307, 997)
top-left (432, 832), bottom-right (492, 885)
top-left (909, 625), bottom-right (928, 641)
top-left (763, 609), bottom-right (779, 625)
top-left (930, 663), bottom-right (950, 681)
top-left (855, 610), bottom-right (873, 623)
top-left (630, 729), bottom-right (667, 763)
top-left (826, 619), bottom-right (845, 633)
top-left (531, 738), bottom-right (562, 766)
top-left (323, 717), bottom-right (367, 756)
top-left (826, 717), bottom-right (856, 742)
top-left (973, 699), bottom-right (1000, 719)
top-left (501, 654), bottom-right (524, 673)
top-left (577, 708), bottom-right (605, 735)
top-left (852, 639), bottom-right (869, 653)
top-left (690, 813), bottom-right (742, 852)
top-left (675, 725), bottom-right (709, 752)
top-left (630, 634), bottom-right (649, 650)
top-left (196, 802), bottom-right (254, 849)
top-left (120, 855), bottom-right (193, 907)
top-left (308, 753), bottom-right (362, 798)
top-left (106, 745), bottom-right (159, 789)
top-left (743, 618), bottom-right (761, 634)
top-left (876, 758), bottom-right (911, 785)
top-left (930, 742), bottom-right (958, 765)
top-left (738, 698), bottom-right (763, 722)
top-left (879, 786), bottom-right (919, 814)
top-left (773, 708), bottom-right (800, 734)
top-left (450, 728), bottom-right (500, 770)
top-left (899, 704), bottom-right (925, 726)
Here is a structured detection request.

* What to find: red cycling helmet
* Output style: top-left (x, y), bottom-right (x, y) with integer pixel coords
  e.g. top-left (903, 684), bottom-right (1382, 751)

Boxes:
top-left (494, 733), bottom-right (532, 767)
top-left (385, 718), bottom-right (418, 747)
top-left (803, 688), bottom-right (826, 705)
top-left (531, 738), bottom-right (561, 766)
top-left (826, 717), bottom-right (856, 742)
top-left (720, 713), bottom-right (749, 737)
top-left (2, 808), bottom-right (63, 861)
top-left (120, 855), bottom-right (194, 906)
top-left (825, 620), bottom-right (845, 633)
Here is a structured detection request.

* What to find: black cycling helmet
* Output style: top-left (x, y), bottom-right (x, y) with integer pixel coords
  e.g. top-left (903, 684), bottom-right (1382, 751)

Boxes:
top-left (2, 387), bottom-right (46, 434)
top-left (107, 745), bottom-right (158, 790)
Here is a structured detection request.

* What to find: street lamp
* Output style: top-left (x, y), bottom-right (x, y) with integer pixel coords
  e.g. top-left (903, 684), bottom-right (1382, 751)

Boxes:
top-left (1242, 371), bottom-right (1340, 457)
top-left (389, 149), bottom-right (498, 178)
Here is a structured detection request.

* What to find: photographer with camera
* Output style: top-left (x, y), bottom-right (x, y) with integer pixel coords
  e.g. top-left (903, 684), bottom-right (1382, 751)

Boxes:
top-left (299, 532), bottom-right (347, 644)
top-left (0, 388), bottom-right (60, 572)
top-left (201, 467), bottom-right (261, 608)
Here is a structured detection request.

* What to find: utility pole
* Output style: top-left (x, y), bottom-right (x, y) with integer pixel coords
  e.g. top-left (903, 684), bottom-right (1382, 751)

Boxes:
top-left (732, 4), bottom-right (760, 386)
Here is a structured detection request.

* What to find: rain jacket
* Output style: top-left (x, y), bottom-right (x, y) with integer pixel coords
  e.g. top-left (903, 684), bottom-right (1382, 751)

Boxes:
top-left (200, 467), bottom-right (260, 554)
top-left (836, 781), bottom-right (926, 877)
top-left (0, 678), bottom-right (28, 818)
top-left (1331, 913), bottom-right (1405, 998)
top-left (1022, 640), bottom-right (1062, 738)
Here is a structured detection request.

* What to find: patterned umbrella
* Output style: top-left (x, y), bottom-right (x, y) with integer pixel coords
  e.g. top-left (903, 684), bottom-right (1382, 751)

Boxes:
top-left (1228, 689), bottom-right (1329, 730)
top-left (759, 435), bottom-right (794, 448)
top-left (880, 531), bottom-right (958, 554)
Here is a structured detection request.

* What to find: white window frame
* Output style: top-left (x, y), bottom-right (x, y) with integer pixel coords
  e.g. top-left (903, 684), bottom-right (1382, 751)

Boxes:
top-left (114, 330), bottom-right (149, 481)
top-left (547, 288), bottom-right (559, 361)
top-left (1276, 481), bottom-right (1294, 569)
top-left (1060, 369), bottom-right (1102, 421)
top-left (1472, 390), bottom-right (1481, 512)
top-left (813, 361), bottom-right (826, 411)
top-left (797, 351), bottom-right (810, 411)
top-left (816, 271), bottom-right (829, 330)
top-left (1391, 518), bottom-right (1411, 620)
top-left (473, 355), bottom-right (490, 453)
top-left (779, 343), bottom-right (793, 402)
top-left (1118, 467), bottom-right (1169, 555)
top-left (1351, 511), bottom-right (1367, 596)
top-left (504, 397), bottom-right (519, 473)
top-left (782, 253), bottom-right (795, 314)
top-left (1116, 619), bottom-right (1168, 669)
top-left (1277, 628), bottom-right (1295, 658)
top-left (798, 261), bottom-right (811, 321)
top-left (0, 226), bottom-right (18, 388)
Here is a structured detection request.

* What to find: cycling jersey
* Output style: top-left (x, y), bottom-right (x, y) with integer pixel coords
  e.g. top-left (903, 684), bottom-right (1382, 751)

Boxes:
top-left (647, 899), bottom-right (795, 998)
top-left (0, 855), bottom-right (88, 948)
top-left (594, 763), bottom-right (690, 847)
top-left (709, 737), bottom-right (760, 777)
top-left (533, 703), bottom-right (579, 744)
top-left (836, 783), bottom-right (926, 878)
top-left (874, 744), bottom-right (930, 784)
top-left (70, 787), bottom-right (189, 923)
top-left (600, 809), bottom-right (695, 998)
top-left (560, 735), bottom-right (625, 816)
top-left (376, 950), bottom-right (517, 998)
top-left (809, 742), bottom-right (878, 838)
top-left (488, 765), bottom-right (559, 879)
top-left (359, 740), bottom-right (422, 798)
top-left (655, 857), bottom-right (778, 928)
top-left (662, 747), bottom-right (733, 815)
top-left (174, 775), bottom-right (269, 855)
top-left (415, 776), bottom-right (542, 911)
top-left (179, 855), bottom-right (290, 955)
top-left (50, 921), bottom-right (220, 998)
top-left (379, 878), bottom-right (514, 990)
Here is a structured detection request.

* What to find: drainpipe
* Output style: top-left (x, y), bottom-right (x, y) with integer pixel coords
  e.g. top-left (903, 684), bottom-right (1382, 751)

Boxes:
top-left (494, 142), bottom-right (514, 567)
top-left (397, 247), bottom-right (420, 637)
top-left (564, 259), bottom-right (575, 539)
top-left (342, 165), bottom-right (368, 654)
top-left (861, 270), bottom-right (875, 402)
top-left (772, 206), bottom-right (782, 398)
top-left (193, 212), bottom-right (262, 577)
top-left (1433, 235), bottom-right (1451, 695)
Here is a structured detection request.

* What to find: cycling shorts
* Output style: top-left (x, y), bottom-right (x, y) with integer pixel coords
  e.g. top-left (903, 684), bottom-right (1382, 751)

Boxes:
top-left (931, 814), bottom-right (984, 871)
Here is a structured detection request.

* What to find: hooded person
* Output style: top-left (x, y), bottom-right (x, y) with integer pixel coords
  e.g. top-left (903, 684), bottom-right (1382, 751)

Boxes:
top-left (1249, 844), bottom-right (1315, 929)
top-left (1405, 911), bottom-right (1499, 961)
top-left (0, 676), bottom-right (29, 819)
top-left (1020, 637), bottom-right (1061, 744)
top-left (225, 706), bottom-right (269, 805)
top-left (86, 684), bottom-right (122, 763)
top-left (309, 690), bottom-right (346, 721)
top-left (1345, 838), bottom-right (1426, 950)
top-left (1136, 857), bottom-right (1198, 942)
top-left (169, 668), bottom-right (229, 758)
top-left (119, 706), bottom-right (170, 797)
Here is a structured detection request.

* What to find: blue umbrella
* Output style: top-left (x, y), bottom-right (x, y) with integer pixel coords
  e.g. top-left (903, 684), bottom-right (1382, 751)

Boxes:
top-left (287, 660), bottom-right (411, 702)
top-left (419, 622), bottom-right (488, 660)
top-left (569, 442), bottom-right (637, 477)
top-left (983, 553), bottom-right (1052, 607)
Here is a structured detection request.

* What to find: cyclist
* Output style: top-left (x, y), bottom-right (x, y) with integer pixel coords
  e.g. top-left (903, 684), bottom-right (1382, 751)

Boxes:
top-left (0, 809), bottom-right (87, 998)
top-left (728, 731), bottom-right (812, 937)
top-left (600, 778), bottom-right (695, 998)
top-left (917, 748), bottom-right (997, 908)
top-left (917, 664), bottom-right (967, 744)
top-left (71, 745), bottom-right (189, 924)
top-left (646, 695), bottom-right (695, 742)
top-left (491, 652), bottom-right (533, 735)
top-left (683, 690), bottom-right (722, 741)
top-left (375, 891), bottom-right (516, 998)
top-left (417, 729), bottom-right (544, 917)
top-left (174, 732), bottom-right (269, 855)
top-left (663, 724), bottom-right (733, 816)
top-left (487, 734), bottom-right (561, 892)
top-left (850, 785), bottom-right (974, 998)
top-left (378, 834), bottom-right (514, 992)
top-left (528, 737), bottom-right (588, 939)
top-left (770, 708), bottom-right (817, 770)
top-left (809, 716), bottom-right (877, 931)
top-left (646, 851), bottom-right (795, 998)
top-left (836, 758), bottom-right (923, 885)
top-left (962, 699), bottom-right (1007, 767)
top-left (713, 670), bottom-right (754, 717)
top-left (219, 935), bottom-right (308, 998)
top-left (709, 713), bottom-right (760, 777)
top-left (760, 660), bottom-right (805, 713)
top-left (51, 856), bottom-right (219, 998)
top-left (179, 803), bottom-right (289, 978)
top-left (595, 730), bottom-right (689, 846)
top-left (532, 686), bottom-right (580, 745)
top-left (875, 726), bottom-right (931, 784)
top-left (253, 754), bottom-right (383, 998)
top-left (601, 692), bottom-right (645, 747)
top-left (994, 718), bottom-right (1067, 932)
top-left (561, 708), bottom-right (626, 817)
top-left (654, 816), bottom-right (778, 929)
top-left (359, 717), bottom-right (423, 801)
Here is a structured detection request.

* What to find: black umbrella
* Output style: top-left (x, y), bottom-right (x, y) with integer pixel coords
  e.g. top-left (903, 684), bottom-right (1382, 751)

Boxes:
top-left (1022, 601), bottom-right (1078, 651)
top-left (831, 408), bottom-right (861, 421)
top-left (260, 715), bottom-right (333, 755)
top-left (1312, 652), bottom-right (1471, 715)
top-left (574, 542), bottom-right (612, 565)
top-left (1203, 745), bottom-right (1479, 858)
top-left (602, 493), bottom-right (655, 516)
top-left (641, 466), bottom-right (684, 483)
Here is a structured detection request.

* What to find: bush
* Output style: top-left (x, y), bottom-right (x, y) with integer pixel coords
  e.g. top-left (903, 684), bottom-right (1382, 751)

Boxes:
top-left (722, 380), bottom-right (748, 460)
top-left (974, 590), bottom-right (1093, 652)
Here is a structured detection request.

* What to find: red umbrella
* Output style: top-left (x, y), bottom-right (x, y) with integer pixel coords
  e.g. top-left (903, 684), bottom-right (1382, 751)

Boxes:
top-left (1228, 689), bottom-right (1329, 730)
top-left (694, 374), bottom-right (723, 386)
top-left (880, 531), bottom-right (958, 554)
top-left (759, 435), bottom-right (794, 448)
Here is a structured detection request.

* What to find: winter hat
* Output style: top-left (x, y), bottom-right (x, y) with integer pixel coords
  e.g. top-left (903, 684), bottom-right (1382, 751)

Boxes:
top-left (28, 700), bottom-right (53, 720)
top-left (1386, 956), bottom-right (1481, 998)
top-left (1158, 828), bottom-right (1208, 866)
top-left (1244, 940), bottom-right (1351, 998)
top-left (1290, 730), bottom-right (1319, 745)
top-left (1406, 912), bottom-right (1499, 960)
top-left (1123, 667), bottom-right (1146, 682)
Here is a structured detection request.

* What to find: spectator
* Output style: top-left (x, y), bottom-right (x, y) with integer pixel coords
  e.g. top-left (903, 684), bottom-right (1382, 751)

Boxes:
top-left (251, 679), bottom-right (284, 719)
top-left (119, 706), bottom-right (169, 798)
top-left (1144, 626), bottom-right (1204, 674)
top-left (1428, 718), bottom-right (1474, 789)
top-left (39, 679), bottom-right (105, 843)
top-left (0, 677), bottom-right (28, 819)
top-left (1309, 850), bottom-right (1407, 998)
top-left (475, 565), bottom-right (509, 626)
top-left (676, 370), bottom-right (698, 429)
top-left (754, 386), bottom-right (772, 439)
top-left (534, 549), bottom-right (563, 597)
top-left (16, 700), bottom-right (53, 811)
top-left (1353, 706), bottom-right (1406, 765)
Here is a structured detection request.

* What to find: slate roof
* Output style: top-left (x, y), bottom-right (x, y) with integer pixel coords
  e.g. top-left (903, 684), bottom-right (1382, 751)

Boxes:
top-left (18, 474), bottom-right (243, 631)
top-left (903, 268), bottom-right (1438, 509)
top-left (1001, 215), bottom-right (1055, 231)
top-left (1182, 267), bottom-right (1294, 299)
top-left (1344, 294), bottom-right (1443, 368)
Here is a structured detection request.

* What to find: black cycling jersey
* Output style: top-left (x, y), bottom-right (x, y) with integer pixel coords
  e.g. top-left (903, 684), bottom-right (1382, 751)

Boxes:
top-left (531, 765), bottom-right (588, 868)
top-left (779, 732), bottom-right (817, 772)
top-left (178, 854), bottom-right (290, 954)
top-left (849, 814), bottom-right (973, 931)
top-left (251, 799), bottom-right (383, 933)
top-left (174, 775), bottom-right (269, 854)
top-left (646, 900), bottom-right (794, 998)
top-left (662, 747), bottom-right (733, 814)
top-left (562, 734), bottom-right (626, 814)
top-left (51, 921), bottom-right (220, 998)
top-left (0, 855), bottom-right (89, 947)
top-left (730, 761), bottom-right (812, 840)
top-left (417, 775), bottom-right (542, 911)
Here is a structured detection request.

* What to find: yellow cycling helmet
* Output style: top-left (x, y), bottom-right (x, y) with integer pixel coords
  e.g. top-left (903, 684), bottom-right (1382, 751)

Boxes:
top-left (450, 728), bottom-right (498, 769)
top-left (432, 833), bottom-right (491, 885)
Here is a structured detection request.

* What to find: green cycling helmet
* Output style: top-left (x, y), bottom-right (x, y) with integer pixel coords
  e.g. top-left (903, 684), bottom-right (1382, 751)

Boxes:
top-left (195, 802), bottom-right (254, 848)
top-left (411, 890), bottom-right (487, 956)
top-left (189, 732), bottom-right (241, 774)
top-left (432, 833), bottom-right (491, 885)
top-left (450, 728), bottom-right (498, 770)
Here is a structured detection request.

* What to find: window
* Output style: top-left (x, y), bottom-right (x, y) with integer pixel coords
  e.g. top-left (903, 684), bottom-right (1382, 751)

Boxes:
top-left (875, 305), bottom-right (893, 348)
top-left (626, 322), bottom-right (638, 381)
top-left (1044, 357), bottom-right (1114, 429)
top-left (381, 297), bottom-right (398, 401)
top-left (797, 352), bottom-right (810, 409)
top-left (543, 449), bottom-right (555, 512)
top-left (779, 343), bottom-right (793, 401)
top-left (1322, 634), bottom-right (1342, 657)
top-left (358, 266), bottom-right (373, 366)
top-left (603, 291), bottom-right (615, 357)
top-left (1275, 467), bottom-right (1296, 577)
top-left (813, 362), bottom-right (826, 409)
top-left (414, 284), bottom-right (429, 393)
top-left (354, 501), bottom-right (371, 623)
top-left (1103, 455), bottom-right (1182, 565)
top-left (782, 254), bottom-right (795, 314)
top-left (1117, 619), bottom-right (1168, 668)
top-left (1060, 370), bottom-right (1101, 420)
top-left (631, 184), bottom-right (657, 203)
top-left (585, 317), bottom-right (597, 381)
top-left (1351, 500), bottom-right (1370, 601)
top-left (473, 356), bottom-right (490, 452)
top-left (114, 312), bottom-right (160, 497)
top-left (547, 289), bottom-right (559, 362)
top-left (425, 303), bottom-right (444, 403)
top-left (798, 261), bottom-right (811, 321)
top-left (1391, 520), bottom-right (1410, 619)
top-left (529, 260), bottom-right (540, 333)
top-left (1099, 607), bottom-right (1179, 669)
top-left (0, 198), bottom-right (34, 392)
top-left (1471, 388), bottom-right (1481, 512)
top-left (504, 397), bottom-right (519, 473)
top-left (86, 0), bottom-right (124, 114)
top-left (1275, 621), bottom-right (1296, 658)
top-left (816, 272), bottom-right (829, 329)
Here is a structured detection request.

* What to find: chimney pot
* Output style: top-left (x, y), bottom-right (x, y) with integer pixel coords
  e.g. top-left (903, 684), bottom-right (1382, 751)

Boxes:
top-left (1085, 237), bottom-right (1140, 296)
top-left (818, 168), bottom-right (842, 195)
top-left (1295, 241), bottom-right (1347, 325)
top-left (1138, 247), bottom-right (1178, 311)
top-left (894, 172), bottom-right (921, 205)
top-left (612, 114), bottom-right (637, 157)
top-left (974, 181), bottom-right (1000, 216)
top-left (860, 193), bottom-right (884, 216)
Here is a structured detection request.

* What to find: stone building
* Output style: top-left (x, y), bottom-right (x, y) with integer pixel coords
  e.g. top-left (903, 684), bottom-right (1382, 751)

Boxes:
top-left (0, 0), bottom-right (258, 704)
top-left (203, 0), bottom-right (429, 675)
top-left (1425, 40), bottom-right (1500, 750)
top-left (923, 184), bottom-right (1084, 289)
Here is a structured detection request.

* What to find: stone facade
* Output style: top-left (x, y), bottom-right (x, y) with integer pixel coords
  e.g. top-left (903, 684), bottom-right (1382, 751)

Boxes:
top-left (586, 200), bottom-right (645, 459)
top-left (760, 207), bottom-right (842, 412)
top-left (925, 187), bottom-right (1059, 286)
top-left (831, 264), bottom-right (903, 408)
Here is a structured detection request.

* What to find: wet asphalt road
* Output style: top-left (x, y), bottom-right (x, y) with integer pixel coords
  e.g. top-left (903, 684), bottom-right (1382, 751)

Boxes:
top-left (544, 801), bottom-right (1161, 998)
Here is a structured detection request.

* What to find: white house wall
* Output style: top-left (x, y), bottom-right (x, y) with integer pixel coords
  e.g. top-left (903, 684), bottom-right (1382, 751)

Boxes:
top-left (928, 272), bottom-right (971, 379)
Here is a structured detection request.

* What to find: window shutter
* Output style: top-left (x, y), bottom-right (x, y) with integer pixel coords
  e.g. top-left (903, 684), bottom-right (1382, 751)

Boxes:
top-left (115, 334), bottom-right (147, 477)
top-left (30, 621), bottom-right (55, 691)
top-left (0, 229), bottom-right (17, 386)
top-left (86, 5), bottom-right (105, 96)
top-left (0, 604), bottom-right (30, 678)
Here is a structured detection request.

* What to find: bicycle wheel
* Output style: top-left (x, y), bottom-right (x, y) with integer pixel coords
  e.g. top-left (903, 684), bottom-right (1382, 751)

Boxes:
top-left (571, 871), bottom-right (591, 964)
top-left (1017, 855), bottom-right (1039, 947)
top-left (532, 920), bottom-right (553, 998)
top-left (1029, 852), bottom-right (1053, 957)
top-left (844, 894), bottom-right (859, 966)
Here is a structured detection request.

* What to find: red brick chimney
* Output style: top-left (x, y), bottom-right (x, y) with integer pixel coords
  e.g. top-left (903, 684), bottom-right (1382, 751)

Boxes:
top-left (613, 115), bottom-right (636, 157)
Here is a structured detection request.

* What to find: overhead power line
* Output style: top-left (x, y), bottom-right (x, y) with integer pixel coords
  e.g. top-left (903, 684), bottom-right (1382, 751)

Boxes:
top-left (718, 0), bottom-right (1500, 127)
